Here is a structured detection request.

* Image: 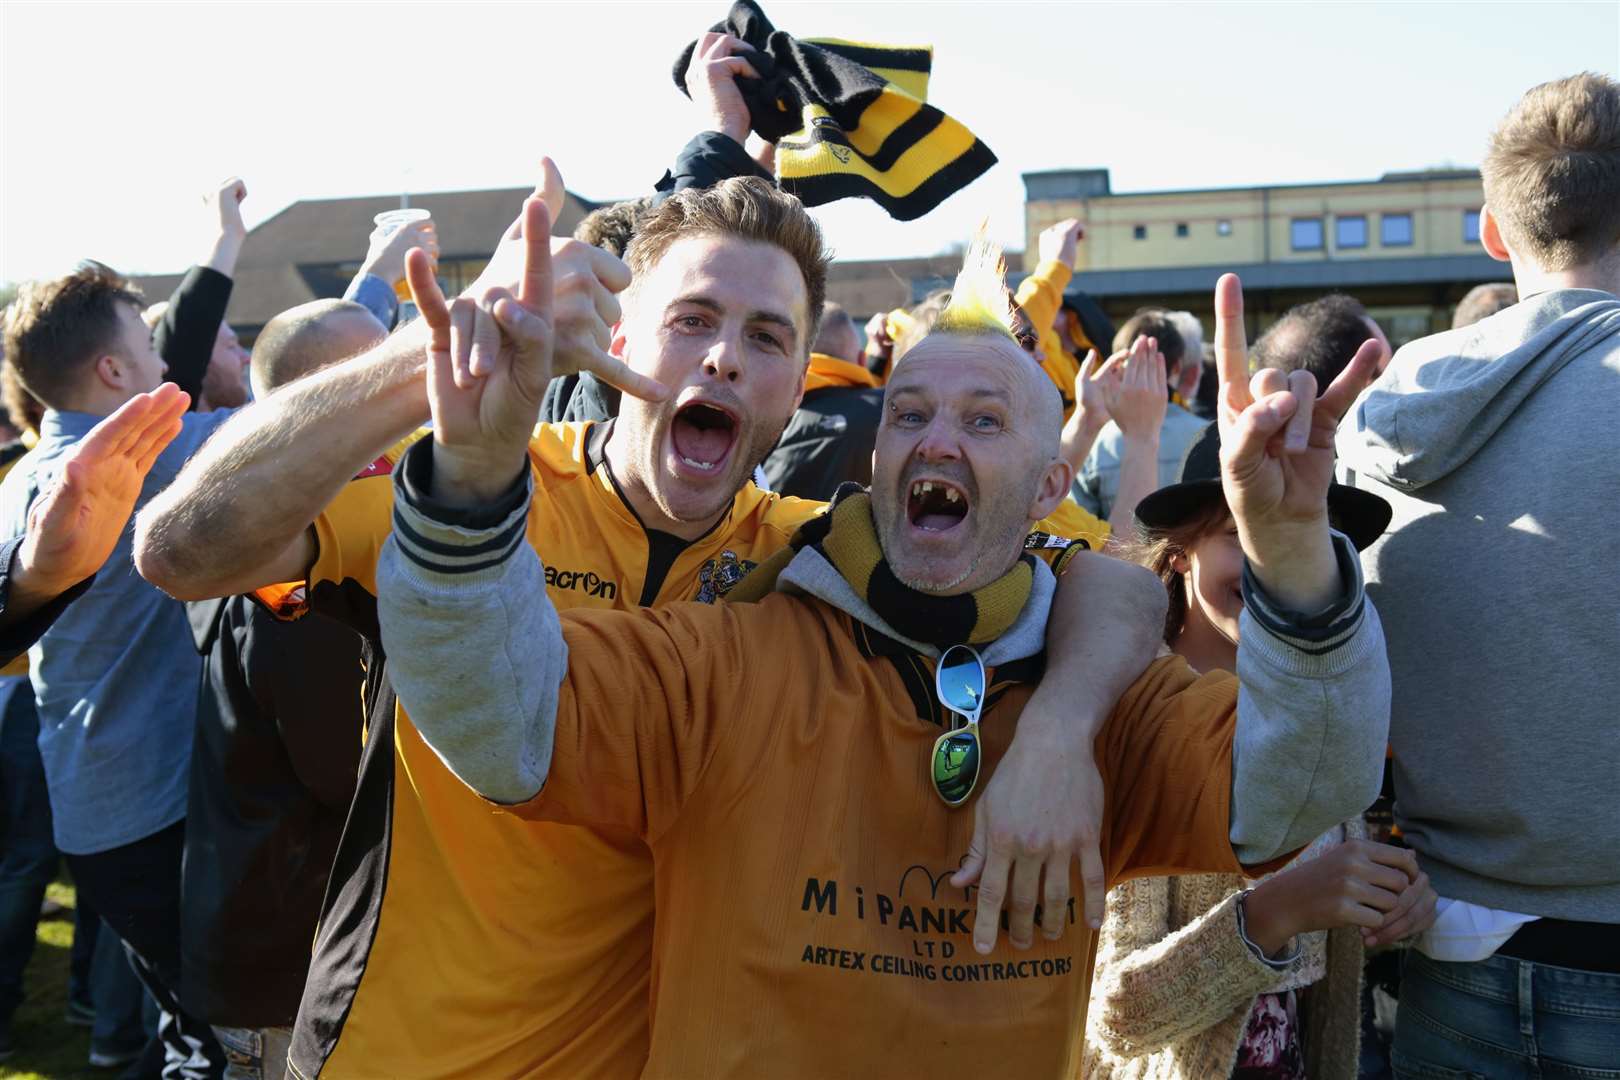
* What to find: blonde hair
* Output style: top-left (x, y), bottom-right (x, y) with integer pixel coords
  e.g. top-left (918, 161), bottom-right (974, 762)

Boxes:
top-left (932, 228), bottom-right (1016, 341)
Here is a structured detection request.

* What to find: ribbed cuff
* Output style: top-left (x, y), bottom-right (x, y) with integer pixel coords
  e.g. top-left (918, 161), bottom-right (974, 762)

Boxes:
top-left (389, 440), bottom-right (532, 588)
top-left (1240, 530), bottom-right (1365, 662)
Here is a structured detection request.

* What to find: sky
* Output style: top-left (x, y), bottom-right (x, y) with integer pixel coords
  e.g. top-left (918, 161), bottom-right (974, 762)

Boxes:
top-left (2, 0), bottom-right (1616, 284)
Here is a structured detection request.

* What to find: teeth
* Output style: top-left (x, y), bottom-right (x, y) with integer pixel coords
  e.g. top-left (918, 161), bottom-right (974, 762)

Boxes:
top-left (680, 455), bottom-right (717, 471)
top-left (944, 488), bottom-right (959, 503)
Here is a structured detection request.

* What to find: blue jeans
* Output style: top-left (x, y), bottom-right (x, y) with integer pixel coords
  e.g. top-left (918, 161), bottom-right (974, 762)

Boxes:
top-left (1394, 949), bottom-right (1620, 1078)
top-left (0, 688), bottom-right (57, 1024)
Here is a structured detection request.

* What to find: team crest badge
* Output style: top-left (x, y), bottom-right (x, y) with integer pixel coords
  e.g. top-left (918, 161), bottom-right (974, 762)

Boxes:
top-left (695, 550), bottom-right (758, 604)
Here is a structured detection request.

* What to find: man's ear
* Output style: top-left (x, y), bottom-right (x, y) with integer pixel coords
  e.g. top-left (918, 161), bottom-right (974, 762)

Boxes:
top-left (1480, 205), bottom-right (1513, 264)
top-left (1171, 552), bottom-right (1191, 574)
top-left (94, 353), bottom-right (126, 391)
top-left (1027, 458), bottom-right (1073, 523)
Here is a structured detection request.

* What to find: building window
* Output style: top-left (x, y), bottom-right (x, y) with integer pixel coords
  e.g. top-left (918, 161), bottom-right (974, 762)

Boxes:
top-left (1133, 224), bottom-right (1147, 240)
top-left (1175, 223), bottom-right (1189, 238)
top-left (1464, 210), bottom-right (1481, 243)
top-left (1291, 217), bottom-right (1324, 251)
top-left (1217, 219), bottom-right (1233, 237)
top-left (1382, 213), bottom-right (1414, 247)
top-left (1336, 215), bottom-right (1368, 249)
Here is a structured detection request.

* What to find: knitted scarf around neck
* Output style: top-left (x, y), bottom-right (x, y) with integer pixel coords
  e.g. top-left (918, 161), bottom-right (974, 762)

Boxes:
top-left (729, 484), bottom-right (1035, 648)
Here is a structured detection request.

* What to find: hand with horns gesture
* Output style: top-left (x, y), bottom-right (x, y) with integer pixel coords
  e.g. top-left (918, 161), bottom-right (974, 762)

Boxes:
top-left (1214, 273), bottom-right (1381, 610)
top-left (404, 170), bottom-right (668, 508)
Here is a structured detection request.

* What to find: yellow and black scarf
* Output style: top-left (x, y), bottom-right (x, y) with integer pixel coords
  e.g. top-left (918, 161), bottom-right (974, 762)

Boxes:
top-left (730, 484), bottom-right (1053, 649)
top-left (674, 0), bottom-right (997, 222)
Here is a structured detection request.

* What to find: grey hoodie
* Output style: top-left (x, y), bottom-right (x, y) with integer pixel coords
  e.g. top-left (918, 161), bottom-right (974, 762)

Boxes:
top-left (1337, 287), bottom-right (1620, 920)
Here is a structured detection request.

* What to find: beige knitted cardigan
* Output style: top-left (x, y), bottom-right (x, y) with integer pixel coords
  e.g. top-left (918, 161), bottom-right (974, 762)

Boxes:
top-left (1081, 825), bottom-right (1365, 1079)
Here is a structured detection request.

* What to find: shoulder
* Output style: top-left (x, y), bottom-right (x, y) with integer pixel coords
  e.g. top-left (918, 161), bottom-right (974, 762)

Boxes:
top-left (528, 420), bottom-right (594, 483)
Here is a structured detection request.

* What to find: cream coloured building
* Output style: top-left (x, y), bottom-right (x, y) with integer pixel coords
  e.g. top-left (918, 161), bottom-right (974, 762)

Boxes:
top-left (1021, 167), bottom-right (1505, 347)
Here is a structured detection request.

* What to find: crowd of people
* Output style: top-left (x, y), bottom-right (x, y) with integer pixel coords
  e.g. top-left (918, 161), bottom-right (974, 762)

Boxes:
top-left (0, 12), bottom-right (1614, 1078)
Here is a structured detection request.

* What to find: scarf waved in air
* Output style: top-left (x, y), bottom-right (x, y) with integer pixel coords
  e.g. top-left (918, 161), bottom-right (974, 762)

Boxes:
top-left (729, 484), bottom-right (1048, 650)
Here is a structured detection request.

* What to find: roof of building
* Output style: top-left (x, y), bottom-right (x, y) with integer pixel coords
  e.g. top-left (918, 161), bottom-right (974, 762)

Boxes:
top-left (1023, 167), bottom-right (1482, 202)
top-left (129, 186), bottom-right (602, 330)
top-left (1015, 251), bottom-right (1504, 298)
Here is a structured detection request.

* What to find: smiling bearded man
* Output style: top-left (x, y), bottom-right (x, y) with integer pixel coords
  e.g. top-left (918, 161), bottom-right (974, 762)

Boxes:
top-left (373, 222), bottom-right (1394, 1077)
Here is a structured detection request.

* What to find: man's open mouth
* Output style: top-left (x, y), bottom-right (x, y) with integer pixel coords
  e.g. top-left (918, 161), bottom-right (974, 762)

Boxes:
top-left (670, 401), bottom-right (739, 474)
top-left (906, 479), bottom-right (970, 532)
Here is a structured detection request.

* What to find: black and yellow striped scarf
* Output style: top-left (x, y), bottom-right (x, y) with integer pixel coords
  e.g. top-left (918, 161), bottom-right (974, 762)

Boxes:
top-left (730, 484), bottom-right (1042, 649)
top-left (674, 0), bottom-right (997, 222)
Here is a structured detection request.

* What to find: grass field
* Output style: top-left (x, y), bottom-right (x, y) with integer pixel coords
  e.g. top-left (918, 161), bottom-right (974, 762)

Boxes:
top-left (1, 881), bottom-right (96, 1080)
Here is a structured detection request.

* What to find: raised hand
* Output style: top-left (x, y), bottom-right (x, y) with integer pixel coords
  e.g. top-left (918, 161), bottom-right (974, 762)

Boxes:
top-left (1214, 273), bottom-right (1380, 611)
top-left (361, 218), bottom-right (439, 288)
top-left (466, 158), bottom-right (666, 404)
top-left (18, 384), bottom-right (189, 603)
top-left (1037, 218), bottom-right (1086, 271)
top-left (687, 31), bottom-right (760, 144)
top-left (408, 198), bottom-right (554, 507)
top-left (202, 177), bottom-right (249, 277)
top-left (206, 177), bottom-right (248, 242)
top-left (1105, 335), bottom-right (1168, 439)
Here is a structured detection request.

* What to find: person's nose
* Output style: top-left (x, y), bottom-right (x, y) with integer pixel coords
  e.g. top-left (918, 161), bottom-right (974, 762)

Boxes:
top-left (703, 332), bottom-right (744, 383)
top-left (913, 416), bottom-right (962, 465)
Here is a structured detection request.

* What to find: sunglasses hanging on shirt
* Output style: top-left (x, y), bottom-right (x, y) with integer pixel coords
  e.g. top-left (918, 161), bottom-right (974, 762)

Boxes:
top-left (931, 644), bottom-right (987, 807)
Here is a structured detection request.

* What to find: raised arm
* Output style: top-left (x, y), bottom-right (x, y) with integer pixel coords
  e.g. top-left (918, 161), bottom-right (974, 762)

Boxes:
top-left (134, 323), bottom-right (432, 600)
top-left (135, 167), bottom-right (642, 601)
top-left (376, 197), bottom-right (665, 803)
top-left (1215, 273), bottom-right (1390, 862)
top-left (1103, 335), bottom-right (1169, 541)
top-left (0, 385), bottom-right (188, 650)
top-left (156, 178), bottom-right (248, 403)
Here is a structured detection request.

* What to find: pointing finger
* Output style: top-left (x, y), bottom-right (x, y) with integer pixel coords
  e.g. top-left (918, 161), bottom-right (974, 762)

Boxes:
top-left (520, 198), bottom-right (554, 312)
top-left (1214, 273), bottom-right (1252, 413)
top-left (583, 347), bottom-right (670, 403)
top-left (406, 249), bottom-right (451, 355)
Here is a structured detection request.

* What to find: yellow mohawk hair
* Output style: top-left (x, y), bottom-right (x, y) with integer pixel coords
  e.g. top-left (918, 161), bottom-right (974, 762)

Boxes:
top-left (932, 225), bottom-right (1015, 341)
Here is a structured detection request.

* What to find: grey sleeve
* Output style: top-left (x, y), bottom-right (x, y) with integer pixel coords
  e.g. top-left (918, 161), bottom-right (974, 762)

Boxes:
top-left (1228, 531), bottom-right (1390, 864)
top-left (374, 443), bottom-right (563, 805)
top-left (1071, 446), bottom-right (1105, 516)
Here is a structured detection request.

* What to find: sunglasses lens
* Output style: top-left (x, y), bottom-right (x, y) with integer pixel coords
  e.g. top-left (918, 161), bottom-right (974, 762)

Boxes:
top-left (931, 728), bottom-right (980, 806)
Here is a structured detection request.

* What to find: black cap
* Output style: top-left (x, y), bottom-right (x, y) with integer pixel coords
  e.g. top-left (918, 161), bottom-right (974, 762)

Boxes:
top-left (1133, 421), bottom-right (1392, 551)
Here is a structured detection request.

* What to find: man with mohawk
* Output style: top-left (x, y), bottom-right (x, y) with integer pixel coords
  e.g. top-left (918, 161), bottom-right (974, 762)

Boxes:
top-left (374, 210), bottom-right (1395, 1074)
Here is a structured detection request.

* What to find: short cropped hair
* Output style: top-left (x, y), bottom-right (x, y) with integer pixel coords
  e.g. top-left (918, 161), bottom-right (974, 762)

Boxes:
top-left (251, 300), bottom-right (384, 393)
top-left (1, 262), bottom-right (145, 411)
top-left (1451, 283), bottom-right (1519, 329)
top-left (0, 357), bottom-right (44, 439)
top-left (1111, 308), bottom-right (1186, 373)
top-left (1252, 294), bottom-right (1373, 388)
top-left (573, 196), bottom-right (656, 258)
top-left (625, 177), bottom-right (830, 354)
top-left (1482, 72), bottom-right (1620, 270)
